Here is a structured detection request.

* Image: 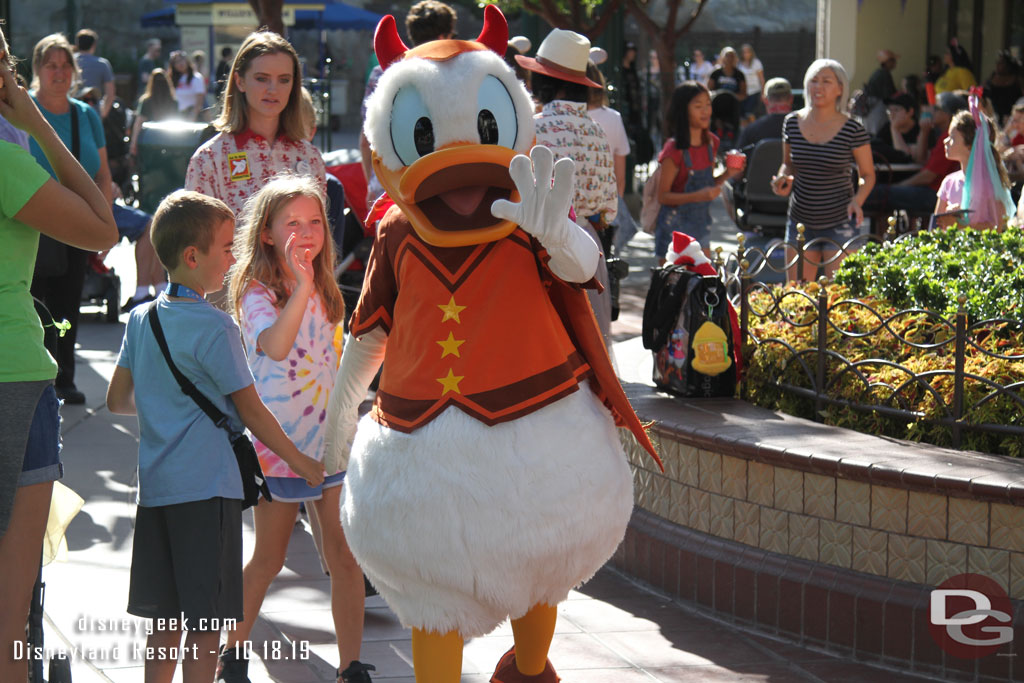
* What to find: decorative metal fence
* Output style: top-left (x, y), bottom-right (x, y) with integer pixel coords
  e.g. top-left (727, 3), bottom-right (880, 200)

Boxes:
top-left (716, 223), bottom-right (1024, 451)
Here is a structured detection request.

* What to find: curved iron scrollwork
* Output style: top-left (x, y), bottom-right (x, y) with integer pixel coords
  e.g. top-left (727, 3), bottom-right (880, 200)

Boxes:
top-left (722, 227), bottom-right (1023, 453)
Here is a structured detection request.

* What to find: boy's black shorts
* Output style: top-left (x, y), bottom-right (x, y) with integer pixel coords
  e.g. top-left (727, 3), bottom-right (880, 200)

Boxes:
top-left (128, 496), bottom-right (243, 628)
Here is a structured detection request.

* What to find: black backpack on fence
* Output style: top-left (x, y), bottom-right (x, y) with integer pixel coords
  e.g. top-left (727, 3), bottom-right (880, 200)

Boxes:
top-left (641, 265), bottom-right (737, 398)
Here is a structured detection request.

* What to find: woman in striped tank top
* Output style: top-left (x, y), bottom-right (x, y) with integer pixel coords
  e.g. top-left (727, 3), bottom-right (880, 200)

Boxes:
top-left (771, 59), bottom-right (874, 282)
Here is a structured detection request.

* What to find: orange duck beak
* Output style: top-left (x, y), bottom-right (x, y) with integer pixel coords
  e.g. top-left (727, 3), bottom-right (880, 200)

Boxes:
top-left (372, 143), bottom-right (521, 248)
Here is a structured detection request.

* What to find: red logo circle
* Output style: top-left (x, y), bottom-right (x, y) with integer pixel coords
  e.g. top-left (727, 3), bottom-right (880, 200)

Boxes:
top-left (928, 573), bottom-right (1014, 659)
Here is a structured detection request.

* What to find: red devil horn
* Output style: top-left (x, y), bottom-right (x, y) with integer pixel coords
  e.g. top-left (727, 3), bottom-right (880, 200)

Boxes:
top-left (374, 15), bottom-right (409, 71)
top-left (475, 5), bottom-right (508, 56)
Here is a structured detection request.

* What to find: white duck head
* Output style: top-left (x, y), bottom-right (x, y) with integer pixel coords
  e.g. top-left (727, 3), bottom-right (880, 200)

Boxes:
top-left (364, 5), bottom-right (535, 247)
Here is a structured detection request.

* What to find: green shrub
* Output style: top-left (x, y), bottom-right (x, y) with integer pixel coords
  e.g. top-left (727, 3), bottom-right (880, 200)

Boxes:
top-left (745, 238), bottom-right (1024, 456)
top-left (834, 225), bottom-right (1024, 322)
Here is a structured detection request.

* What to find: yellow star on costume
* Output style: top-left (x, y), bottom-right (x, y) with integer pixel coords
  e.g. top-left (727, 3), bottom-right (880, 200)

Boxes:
top-left (436, 332), bottom-right (465, 358)
top-left (436, 368), bottom-right (464, 395)
top-left (437, 296), bottom-right (466, 323)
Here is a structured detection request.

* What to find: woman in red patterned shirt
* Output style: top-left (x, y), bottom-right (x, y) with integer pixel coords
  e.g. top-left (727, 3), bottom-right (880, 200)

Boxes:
top-left (185, 31), bottom-right (326, 221)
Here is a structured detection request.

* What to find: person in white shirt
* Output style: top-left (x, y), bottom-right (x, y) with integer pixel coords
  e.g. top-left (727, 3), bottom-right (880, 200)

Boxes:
top-left (585, 60), bottom-right (640, 254)
top-left (168, 50), bottom-right (205, 121)
top-left (683, 48), bottom-right (714, 86)
top-left (738, 44), bottom-right (765, 122)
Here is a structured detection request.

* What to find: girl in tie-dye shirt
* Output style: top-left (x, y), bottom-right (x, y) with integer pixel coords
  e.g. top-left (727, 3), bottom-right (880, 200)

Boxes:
top-left (224, 175), bottom-right (373, 682)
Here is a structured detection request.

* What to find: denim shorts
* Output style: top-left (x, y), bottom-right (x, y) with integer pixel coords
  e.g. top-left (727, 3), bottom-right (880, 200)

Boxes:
top-left (19, 384), bottom-right (63, 487)
top-left (785, 218), bottom-right (859, 252)
top-left (267, 470), bottom-right (345, 503)
top-left (113, 203), bottom-right (150, 243)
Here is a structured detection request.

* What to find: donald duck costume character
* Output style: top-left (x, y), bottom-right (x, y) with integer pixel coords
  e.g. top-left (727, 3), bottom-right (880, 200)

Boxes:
top-left (326, 8), bottom-right (660, 681)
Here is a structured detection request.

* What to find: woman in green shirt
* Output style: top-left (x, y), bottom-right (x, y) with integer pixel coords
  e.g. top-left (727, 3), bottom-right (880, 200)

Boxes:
top-left (0, 25), bottom-right (117, 681)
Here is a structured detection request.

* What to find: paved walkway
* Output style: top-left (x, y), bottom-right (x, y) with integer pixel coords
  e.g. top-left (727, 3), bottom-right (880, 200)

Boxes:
top-left (31, 171), bottom-right (933, 682)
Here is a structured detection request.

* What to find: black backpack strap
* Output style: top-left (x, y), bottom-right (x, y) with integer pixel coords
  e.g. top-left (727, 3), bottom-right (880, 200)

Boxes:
top-left (147, 302), bottom-right (234, 434)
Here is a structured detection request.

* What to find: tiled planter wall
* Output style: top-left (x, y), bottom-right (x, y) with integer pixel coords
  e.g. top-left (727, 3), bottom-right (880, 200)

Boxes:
top-left (611, 388), bottom-right (1024, 682)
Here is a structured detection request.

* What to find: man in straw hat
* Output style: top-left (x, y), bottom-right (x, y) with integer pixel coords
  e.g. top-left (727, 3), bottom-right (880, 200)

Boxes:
top-left (516, 29), bottom-right (619, 344)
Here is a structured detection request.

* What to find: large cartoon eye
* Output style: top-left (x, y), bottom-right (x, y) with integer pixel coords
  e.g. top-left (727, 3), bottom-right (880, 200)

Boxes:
top-left (476, 75), bottom-right (517, 148)
top-left (390, 86), bottom-right (435, 166)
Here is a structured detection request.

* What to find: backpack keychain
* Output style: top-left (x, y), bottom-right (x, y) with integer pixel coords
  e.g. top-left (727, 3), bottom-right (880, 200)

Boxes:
top-left (690, 292), bottom-right (732, 376)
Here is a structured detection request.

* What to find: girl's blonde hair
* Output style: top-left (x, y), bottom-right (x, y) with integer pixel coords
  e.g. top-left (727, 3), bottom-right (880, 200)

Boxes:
top-left (950, 109), bottom-right (1011, 190)
top-left (230, 174), bottom-right (344, 324)
top-left (215, 31), bottom-right (306, 141)
top-left (31, 33), bottom-right (80, 92)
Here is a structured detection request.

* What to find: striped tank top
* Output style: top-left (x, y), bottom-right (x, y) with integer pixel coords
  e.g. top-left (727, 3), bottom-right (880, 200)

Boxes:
top-left (783, 112), bottom-right (870, 229)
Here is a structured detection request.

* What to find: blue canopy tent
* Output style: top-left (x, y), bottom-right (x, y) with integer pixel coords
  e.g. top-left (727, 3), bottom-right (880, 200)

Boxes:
top-left (294, 4), bottom-right (384, 32)
top-left (290, 3), bottom-right (385, 150)
top-left (140, 7), bottom-right (175, 28)
top-left (141, 1), bottom-right (384, 31)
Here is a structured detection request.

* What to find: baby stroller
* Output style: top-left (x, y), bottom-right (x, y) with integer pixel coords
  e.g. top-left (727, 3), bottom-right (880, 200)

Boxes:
top-left (80, 253), bottom-right (121, 323)
top-left (326, 163), bottom-right (375, 330)
top-left (102, 98), bottom-right (135, 202)
top-left (27, 556), bottom-right (73, 682)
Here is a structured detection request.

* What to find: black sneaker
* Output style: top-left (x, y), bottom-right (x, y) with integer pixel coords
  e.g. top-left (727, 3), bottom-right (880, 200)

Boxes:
top-left (338, 660), bottom-right (375, 683)
top-left (122, 293), bottom-right (155, 313)
top-left (55, 385), bottom-right (85, 405)
top-left (216, 646), bottom-right (251, 683)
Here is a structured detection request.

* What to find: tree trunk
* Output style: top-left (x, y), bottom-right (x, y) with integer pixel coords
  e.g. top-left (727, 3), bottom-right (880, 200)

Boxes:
top-left (655, 39), bottom-right (676, 137)
top-left (248, 0), bottom-right (285, 36)
top-left (626, 0), bottom-right (710, 141)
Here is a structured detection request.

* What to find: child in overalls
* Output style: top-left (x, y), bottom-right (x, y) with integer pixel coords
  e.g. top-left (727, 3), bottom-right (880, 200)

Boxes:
top-left (654, 81), bottom-right (744, 264)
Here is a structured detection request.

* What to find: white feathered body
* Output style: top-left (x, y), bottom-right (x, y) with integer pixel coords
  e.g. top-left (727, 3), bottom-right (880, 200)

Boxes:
top-left (340, 382), bottom-right (632, 638)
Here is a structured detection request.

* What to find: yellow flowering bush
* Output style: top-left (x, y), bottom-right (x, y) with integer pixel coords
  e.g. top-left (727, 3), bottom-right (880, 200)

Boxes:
top-left (744, 281), bottom-right (1024, 457)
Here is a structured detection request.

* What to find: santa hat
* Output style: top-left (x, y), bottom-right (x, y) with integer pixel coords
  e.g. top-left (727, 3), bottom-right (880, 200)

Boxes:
top-left (666, 232), bottom-right (716, 276)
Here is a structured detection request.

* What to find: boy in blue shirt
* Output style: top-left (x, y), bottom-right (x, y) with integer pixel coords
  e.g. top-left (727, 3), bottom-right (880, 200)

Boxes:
top-left (106, 190), bottom-right (324, 683)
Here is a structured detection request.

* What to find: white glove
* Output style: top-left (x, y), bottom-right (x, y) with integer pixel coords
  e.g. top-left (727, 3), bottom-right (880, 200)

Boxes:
top-left (491, 145), bottom-right (599, 283)
top-left (323, 328), bottom-right (387, 474)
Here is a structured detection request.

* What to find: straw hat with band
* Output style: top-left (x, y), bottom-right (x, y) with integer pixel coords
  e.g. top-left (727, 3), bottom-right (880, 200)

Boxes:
top-left (515, 29), bottom-right (602, 89)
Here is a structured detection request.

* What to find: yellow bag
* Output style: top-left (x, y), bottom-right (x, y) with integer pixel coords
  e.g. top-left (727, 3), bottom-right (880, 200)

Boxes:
top-left (690, 320), bottom-right (733, 376)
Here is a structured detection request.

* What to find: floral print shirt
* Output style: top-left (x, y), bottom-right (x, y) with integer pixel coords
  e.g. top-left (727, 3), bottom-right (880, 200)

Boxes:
top-left (185, 130), bottom-right (326, 217)
top-left (239, 282), bottom-right (343, 476)
top-left (533, 100), bottom-right (617, 224)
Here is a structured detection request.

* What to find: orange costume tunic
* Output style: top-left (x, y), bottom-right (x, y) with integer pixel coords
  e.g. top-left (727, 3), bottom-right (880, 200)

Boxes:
top-left (350, 206), bottom-right (596, 433)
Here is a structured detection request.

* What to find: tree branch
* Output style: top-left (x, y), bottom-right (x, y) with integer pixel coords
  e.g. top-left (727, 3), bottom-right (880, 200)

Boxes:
top-left (678, 0), bottom-right (709, 35)
top-left (665, 0), bottom-right (681, 41)
top-left (625, 0), bottom-right (661, 38)
top-left (583, 0), bottom-right (626, 38)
